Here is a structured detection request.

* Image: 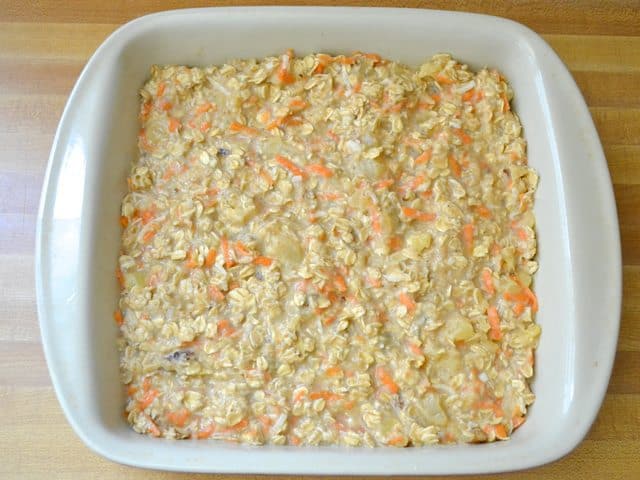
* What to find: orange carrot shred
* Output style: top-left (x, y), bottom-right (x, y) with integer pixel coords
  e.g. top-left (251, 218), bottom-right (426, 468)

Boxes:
top-left (402, 206), bottom-right (436, 222)
top-left (142, 228), bottom-right (157, 243)
top-left (168, 117), bottom-right (180, 133)
top-left (217, 319), bottom-right (236, 337)
top-left (253, 256), bottom-right (273, 267)
top-left (481, 268), bottom-right (495, 295)
top-left (119, 215), bottom-right (129, 228)
top-left (306, 163), bottom-right (333, 178)
top-left (275, 155), bottom-right (306, 178)
top-left (449, 154), bottom-right (462, 177)
top-left (462, 223), bottom-right (474, 251)
top-left (375, 366), bottom-right (399, 394)
top-left (166, 409), bottom-right (190, 427)
top-left (208, 285), bottom-right (224, 302)
top-left (487, 306), bottom-right (502, 341)
top-left (494, 424), bottom-right (508, 439)
top-left (205, 248), bottom-right (217, 268)
top-left (196, 424), bottom-right (216, 439)
top-left (398, 292), bottom-right (416, 313)
top-left (374, 179), bottom-right (394, 189)
top-left (415, 149), bottom-right (432, 165)
top-left (221, 236), bottom-right (234, 268)
top-left (113, 310), bottom-right (124, 326)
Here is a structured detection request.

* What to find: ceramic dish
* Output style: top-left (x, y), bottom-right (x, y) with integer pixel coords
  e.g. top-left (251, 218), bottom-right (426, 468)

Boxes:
top-left (35, 7), bottom-right (621, 475)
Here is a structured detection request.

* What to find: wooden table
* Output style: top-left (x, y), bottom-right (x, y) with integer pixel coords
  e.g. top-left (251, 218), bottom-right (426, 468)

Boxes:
top-left (1, 2), bottom-right (638, 478)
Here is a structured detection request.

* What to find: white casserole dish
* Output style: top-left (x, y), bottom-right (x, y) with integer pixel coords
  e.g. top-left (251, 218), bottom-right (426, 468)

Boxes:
top-left (35, 7), bottom-right (621, 475)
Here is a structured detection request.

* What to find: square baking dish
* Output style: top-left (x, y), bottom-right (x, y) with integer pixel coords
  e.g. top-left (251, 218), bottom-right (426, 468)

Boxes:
top-left (35, 7), bottom-right (621, 475)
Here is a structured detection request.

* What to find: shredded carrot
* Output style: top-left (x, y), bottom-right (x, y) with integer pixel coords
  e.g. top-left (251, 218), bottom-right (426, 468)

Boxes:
top-left (142, 227), bottom-right (157, 243)
top-left (407, 174), bottom-right (425, 191)
top-left (388, 101), bottom-right (405, 113)
top-left (126, 384), bottom-right (137, 396)
top-left (462, 223), bottom-right (474, 251)
top-left (119, 215), bottom-right (129, 228)
top-left (275, 155), bottom-right (306, 178)
top-left (253, 256), bottom-right (273, 267)
top-left (436, 73), bottom-right (454, 85)
top-left (369, 205), bottom-right (382, 233)
top-left (408, 341), bottom-right (423, 356)
top-left (402, 206), bottom-right (436, 222)
top-left (334, 274), bottom-right (347, 293)
top-left (289, 98), bottom-right (308, 109)
top-left (227, 418), bottom-right (248, 431)
top-left (259, 169), bottom-right (274, 187)
top-left (138, 389), bottom-right (159, 410)
top-left (398, 292), bottom-right (416, 314)
top-left (115, 267), bottom-right (125, 288)
top-left (309, 391), bottom-right (342, 401)
top-left (218, 236), bottom-right (233, 268)
top-left (501, 92), bottom-right (510, 113)
top-left (159, 99), bottom-right (172, 111)
top-left (388, 235), bottom-right (403, 251)
top-left (325, 366), bottom-right (342, 377)
top-left (481, 268), bottom-right (495, 295)
top-left (166, 409), bottom-right (190, 427)
top-left (512, 415), bottom-right (525, 430)
top-left (139, 101), bottom-right (152, 121)
top-left (513, 302), bottom-right (525, 316)
top-left (204, 248), bottom-right (217, 268)
top-left (374, 179), bottom-right (394, 189)
top-left (229, 121), bottom-right (258, 136)
top-left (306, 163), bottom-right (333, 178)
top-left (494, 424), bottom-right (508, 440)
top-left (208, 285), bottom-right (224, 302)
top-left (314, 54), bottom-right (333, 74)
top-left (235, 241), bottom-right (251, 257)
top-left (453, 128), bottom-right (473, 145)
top-left (415, 149), bottom-right (432, 165)
top-left (448, 153), bottom-right (462, 177)
top-left (217, 319), bottom-right (236, 337)
top-left (257, 109), bottom-right (271, 124)
top-left (363, 52), bottom-right (382, 64)
top-left (195, 102), bottom-right (215, 115)
top-left (196, 423), bottom-right (216, 439)
top-left (462, 88), bottom-right (476, 102)
top-left (277, 51), bottom-right (295, 84)
top-left (387, 435), bottom-right (406, 446)
top-left (323, 315), bottom-right (337, 326)
top-left (487, 306), bottom-right (502, 341)
top-left (375, 366), bottom-right (399, 394)
top-left (156, 82), bottom-right (166, 97)
top-left (339, 55), bottom-right (357, 65)
top-left (168, 117), bottom-right (180, 133)
top-left (524, 287), bottom-right (539, 312)
top-left (474, 205), bottom-right (492, 218)
top-left (199, 121), bottom-right (211, 133)
top-left (113, 310), bottom-right (124, 326)
top-left (185, 249), bottom-right (199, 269)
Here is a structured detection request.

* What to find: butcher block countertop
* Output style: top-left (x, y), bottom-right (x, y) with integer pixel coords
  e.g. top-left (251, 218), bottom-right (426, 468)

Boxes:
top-left (1, 2), bottom-right (638, 479)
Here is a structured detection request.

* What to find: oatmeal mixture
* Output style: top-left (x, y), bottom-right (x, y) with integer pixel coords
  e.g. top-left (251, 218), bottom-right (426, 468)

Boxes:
top-left (115, 51), bottom-right (540, 446)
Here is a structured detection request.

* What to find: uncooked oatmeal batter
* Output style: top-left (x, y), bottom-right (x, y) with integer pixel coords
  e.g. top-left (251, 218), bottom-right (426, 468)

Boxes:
top-left (115, 51), bottom-right (540, 446)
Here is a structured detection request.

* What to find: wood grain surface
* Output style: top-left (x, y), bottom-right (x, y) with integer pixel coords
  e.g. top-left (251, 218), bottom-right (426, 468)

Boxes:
top-left (1, 2), bottom-right (638, 479)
